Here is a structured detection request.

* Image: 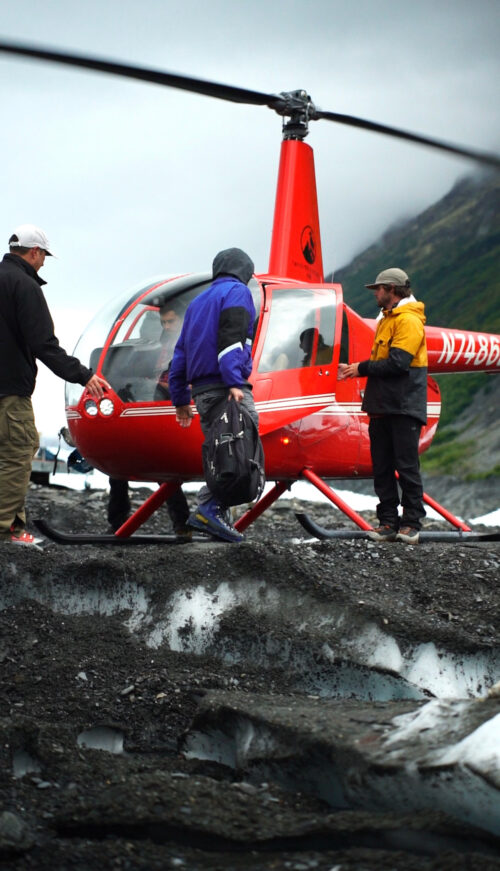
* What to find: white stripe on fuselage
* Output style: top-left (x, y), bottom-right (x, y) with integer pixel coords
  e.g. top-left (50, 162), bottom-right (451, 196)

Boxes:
top-left (118, 395), bottom-right (440, 419)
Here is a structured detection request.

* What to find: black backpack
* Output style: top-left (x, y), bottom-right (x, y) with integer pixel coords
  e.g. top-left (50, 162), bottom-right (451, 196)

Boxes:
top-left (202, 398), bottom-right (265, 507)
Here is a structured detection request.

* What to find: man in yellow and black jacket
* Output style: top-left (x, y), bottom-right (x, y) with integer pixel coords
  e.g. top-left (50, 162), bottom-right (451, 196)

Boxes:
top-left (339, 268), bottom-right (427, 545)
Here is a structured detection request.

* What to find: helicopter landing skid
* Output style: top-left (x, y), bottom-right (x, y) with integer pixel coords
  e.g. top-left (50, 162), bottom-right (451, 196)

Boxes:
top-left (34, 519), bottom-right (208, 545)
top-left (295, 512), bottom-right (500, 542)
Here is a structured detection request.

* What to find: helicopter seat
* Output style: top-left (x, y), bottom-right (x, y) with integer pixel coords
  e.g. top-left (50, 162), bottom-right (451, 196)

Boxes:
top-left (272, 352), bottom-right (290, 370)
top-left (89, 346), bottom-right (104, 372)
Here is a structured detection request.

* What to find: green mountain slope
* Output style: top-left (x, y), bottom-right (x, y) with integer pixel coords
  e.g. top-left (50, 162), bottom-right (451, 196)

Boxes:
top-left (327, 173), bottom-right (500, 477)
top-left (329, 172), bottom-right (500, 331)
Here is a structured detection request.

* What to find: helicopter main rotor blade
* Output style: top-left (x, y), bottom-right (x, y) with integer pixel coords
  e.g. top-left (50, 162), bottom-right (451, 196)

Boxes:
top-left (0, 39), bottom-right (278, 108)
top-left (1, 39), bottom-right (499, 169)
top-left (312, 108), bottom-right (500, 170)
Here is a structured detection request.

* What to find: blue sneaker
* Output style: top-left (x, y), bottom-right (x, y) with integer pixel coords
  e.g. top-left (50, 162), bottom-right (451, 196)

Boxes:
top-left (187, 500), bottom-right (244, 543)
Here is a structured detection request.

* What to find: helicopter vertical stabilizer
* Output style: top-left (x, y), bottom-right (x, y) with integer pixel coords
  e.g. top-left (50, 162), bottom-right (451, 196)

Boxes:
top-left (268, 140), bottom-right (324, 284)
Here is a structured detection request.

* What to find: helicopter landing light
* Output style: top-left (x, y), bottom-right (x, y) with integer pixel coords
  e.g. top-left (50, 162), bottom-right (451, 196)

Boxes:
top-left (84, 399), bottom-right (98, 417)
top-left (99, 398), bottom-right (115, 417)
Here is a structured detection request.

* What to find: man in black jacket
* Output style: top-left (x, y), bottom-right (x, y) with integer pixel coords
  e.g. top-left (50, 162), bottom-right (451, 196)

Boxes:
top-left (0, 224), bottom-right (108, 549)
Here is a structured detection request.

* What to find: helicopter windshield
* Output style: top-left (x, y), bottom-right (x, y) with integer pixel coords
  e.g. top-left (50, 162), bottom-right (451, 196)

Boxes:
top-left (64, 278), bottom-right (176, 407)
top-left (66, 275), bottom-right (263, 406)
top-left (258, 287), bottom-right (335, 372)
top-left (97, 282), bottom-right (213, 403)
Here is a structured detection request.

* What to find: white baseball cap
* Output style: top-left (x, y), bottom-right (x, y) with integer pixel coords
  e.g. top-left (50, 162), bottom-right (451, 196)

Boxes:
top-left (9, 224), bottom-right (56, 257)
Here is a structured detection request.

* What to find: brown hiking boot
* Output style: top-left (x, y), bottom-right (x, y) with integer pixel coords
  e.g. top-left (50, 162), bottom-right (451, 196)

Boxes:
top-left (396, 526), bottom-right (420, 544)
top-left (367, 525), bottom-right (397, 542)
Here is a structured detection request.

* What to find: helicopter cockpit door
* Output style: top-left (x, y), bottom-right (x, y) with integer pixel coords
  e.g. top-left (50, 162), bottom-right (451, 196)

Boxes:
top-left (252, 284), bottom-right (342, 435)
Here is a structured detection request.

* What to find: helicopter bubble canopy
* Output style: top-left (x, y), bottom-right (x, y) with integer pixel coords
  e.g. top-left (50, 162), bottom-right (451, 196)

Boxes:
top-left (65, 273), bottom-right (263, 408)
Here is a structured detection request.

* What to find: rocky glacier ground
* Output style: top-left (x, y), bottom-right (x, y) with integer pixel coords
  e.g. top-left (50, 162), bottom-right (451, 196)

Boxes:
top-left (0, 481), bottom-right (499, 870)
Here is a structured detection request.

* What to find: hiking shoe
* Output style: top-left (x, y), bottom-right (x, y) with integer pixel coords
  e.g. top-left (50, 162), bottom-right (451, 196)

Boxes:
top-left (187, 500), bottom-right (244, 543)
top-left (10, 530), bottom-right (44, 551)
top-left (396, 526), bottom-right (420, 544)
top-left (367, 525), bottom-right (397, 542)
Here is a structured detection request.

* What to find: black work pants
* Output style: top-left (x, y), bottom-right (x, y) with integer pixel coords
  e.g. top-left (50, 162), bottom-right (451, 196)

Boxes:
top-left (368, 415), bottom-right (425, 530)
top-left (107, 478), bottom-right (189, 532)
top-left (107, 478), bottom-right (130, 531)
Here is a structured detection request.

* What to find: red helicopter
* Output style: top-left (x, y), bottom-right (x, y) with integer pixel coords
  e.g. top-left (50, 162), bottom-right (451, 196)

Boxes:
top-left (1, 41), bottom-right (499, 544)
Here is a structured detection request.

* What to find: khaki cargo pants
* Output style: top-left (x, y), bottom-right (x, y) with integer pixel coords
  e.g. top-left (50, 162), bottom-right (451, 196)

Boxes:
top-left (0, 396), bottom-right (39, 538)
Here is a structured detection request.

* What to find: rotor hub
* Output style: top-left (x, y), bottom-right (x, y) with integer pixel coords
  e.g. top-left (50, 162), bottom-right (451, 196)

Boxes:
top-left (273, 89), bottom-right (315, 141)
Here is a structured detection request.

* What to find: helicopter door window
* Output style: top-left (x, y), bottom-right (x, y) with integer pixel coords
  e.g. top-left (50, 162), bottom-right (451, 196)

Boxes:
top-left (258, 288), bottom-right (335, 372)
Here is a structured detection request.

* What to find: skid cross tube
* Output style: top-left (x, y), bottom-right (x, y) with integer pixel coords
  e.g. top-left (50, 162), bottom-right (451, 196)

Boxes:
top-left (393, 471), bottom-right (472, 532)
top-left (235, 481), bottom-right (290, 532)
top-left (422, 490), bottom-right (471, 531)
top-left (300, 468), bottom-right (373, 530)
top-left (114, 481), bottom-right (182, 537)
top-left (296, 472), bottom-right (491, 541)
top-left (394, 472), bottom-right (472, 532)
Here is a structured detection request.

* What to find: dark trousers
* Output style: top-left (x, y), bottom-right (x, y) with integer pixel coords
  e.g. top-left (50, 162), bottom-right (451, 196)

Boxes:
top-left (107, 479), bottom-right (130, 531)
top-left (368, 415), bottom-right (425, 530)
top-left (107, 478), bottom-right (189, 532)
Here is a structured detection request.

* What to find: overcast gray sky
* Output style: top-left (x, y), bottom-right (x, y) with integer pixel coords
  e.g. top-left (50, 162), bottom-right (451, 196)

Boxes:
top-left (1, 0), bottom-right (499, 432)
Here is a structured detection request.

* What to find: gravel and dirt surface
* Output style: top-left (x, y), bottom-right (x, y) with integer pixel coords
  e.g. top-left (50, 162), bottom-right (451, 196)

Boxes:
top-left (0, 481), bottom-right (499, 870)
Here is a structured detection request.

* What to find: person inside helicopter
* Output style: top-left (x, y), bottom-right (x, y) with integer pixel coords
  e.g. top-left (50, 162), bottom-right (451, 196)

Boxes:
top-left (153, 302), bottom-right (185, 400)
top-left (257, 289), bottom-right (335, 372)
top-left (299, 328), bottom-right (333, 366)
top-left (99, 297), bottom-right (185, 403)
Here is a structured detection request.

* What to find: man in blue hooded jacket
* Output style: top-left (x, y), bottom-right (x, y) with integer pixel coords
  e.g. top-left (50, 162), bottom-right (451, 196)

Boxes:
top-left (169, 248), bottom-right (258, 542)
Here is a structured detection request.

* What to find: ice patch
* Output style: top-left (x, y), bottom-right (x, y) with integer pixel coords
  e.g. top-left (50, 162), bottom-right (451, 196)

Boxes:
top-left (402, 643), bottom-right (498, 699)
top-left (148, 580), bottom-right (275, 652)
top-left (147, 580), bottom-right (499, 700)
top-left (77, 727), bottom-right (124, 754)
top-left (439, 712), bottom-right (500, 786)
top-left (386, 699), bottom-right (469, 749)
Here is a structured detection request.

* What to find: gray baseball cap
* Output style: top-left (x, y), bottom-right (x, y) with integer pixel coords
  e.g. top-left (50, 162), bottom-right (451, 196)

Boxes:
top-left (365, 267), bottom-right (410, 289)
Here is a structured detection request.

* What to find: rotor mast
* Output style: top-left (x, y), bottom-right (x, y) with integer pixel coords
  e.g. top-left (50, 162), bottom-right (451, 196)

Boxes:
top-left (268, 90), bottom-right (324, 283)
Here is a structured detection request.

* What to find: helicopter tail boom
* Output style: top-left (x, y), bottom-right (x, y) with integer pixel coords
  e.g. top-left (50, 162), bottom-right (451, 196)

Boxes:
top-left (426, 325), bottom-right (500, 373)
